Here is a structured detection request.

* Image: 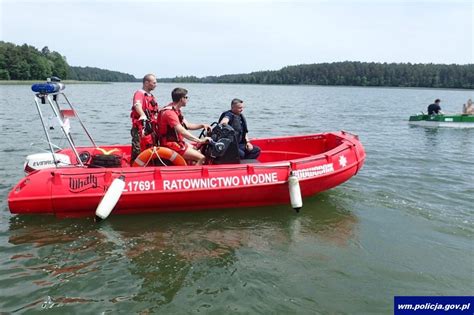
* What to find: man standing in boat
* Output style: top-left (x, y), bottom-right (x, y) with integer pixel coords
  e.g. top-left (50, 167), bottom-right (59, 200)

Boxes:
top-left (158, 88), bottom-right (211, 165)
top-left (219, 98), bottom-right (261, 160)
top-left (427, 99), bottom-right (443, 115)
top-left (130, 74), bottom-right (159, 163)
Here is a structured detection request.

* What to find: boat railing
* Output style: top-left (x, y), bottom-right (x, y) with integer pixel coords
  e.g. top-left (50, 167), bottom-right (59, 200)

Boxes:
top-left (341, 130), bottom-right (359, 140)
top-left (32, 79), bottom-right (97, 168)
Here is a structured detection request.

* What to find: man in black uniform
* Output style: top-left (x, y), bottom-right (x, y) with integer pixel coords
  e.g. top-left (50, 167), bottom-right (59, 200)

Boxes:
top-left (427, 99), bottom-right (443, 115)
top-left (218, 98), bottom-right (261, 160)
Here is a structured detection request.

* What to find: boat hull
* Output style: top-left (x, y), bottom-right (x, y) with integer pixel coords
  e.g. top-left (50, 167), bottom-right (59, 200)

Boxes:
top-left (408, 114), bottom-right (474, 128)
top-left (8, 132), bottom-right (366, 217)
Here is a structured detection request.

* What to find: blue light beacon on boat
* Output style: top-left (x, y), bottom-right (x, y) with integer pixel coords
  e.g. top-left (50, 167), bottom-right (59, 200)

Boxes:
top-left (31, 77), bottom-right (65, 94)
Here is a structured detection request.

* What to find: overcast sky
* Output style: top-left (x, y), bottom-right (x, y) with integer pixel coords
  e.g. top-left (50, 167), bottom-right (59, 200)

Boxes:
top-left (1, 0), bottom-right (472, 78)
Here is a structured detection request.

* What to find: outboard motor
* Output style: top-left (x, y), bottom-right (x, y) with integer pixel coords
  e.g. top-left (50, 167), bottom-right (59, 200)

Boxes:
top-left (24, 153), bottom-right (71, 173)
top-left (205, 124), bottom-right (240, 164)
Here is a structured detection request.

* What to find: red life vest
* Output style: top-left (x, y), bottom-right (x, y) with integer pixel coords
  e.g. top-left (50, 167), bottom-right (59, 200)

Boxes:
top-left (158, 105), bottom-right (186, 145)
top-left (130, 89), bottom-right (159, 130)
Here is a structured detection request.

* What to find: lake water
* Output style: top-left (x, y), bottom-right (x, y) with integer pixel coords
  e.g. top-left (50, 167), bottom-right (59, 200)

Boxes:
top-left (0, 83), bottom-right (472, 313)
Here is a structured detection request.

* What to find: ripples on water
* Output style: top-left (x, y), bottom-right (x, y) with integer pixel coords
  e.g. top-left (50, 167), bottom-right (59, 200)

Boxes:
top-left (3, 198), bottom-right (357, 313)
top-left (0, 83), bottom-right (472, 312)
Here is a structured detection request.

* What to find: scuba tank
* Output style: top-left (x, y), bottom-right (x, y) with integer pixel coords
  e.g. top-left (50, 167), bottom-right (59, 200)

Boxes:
top-left (205, 124), bottom-right (240, 164)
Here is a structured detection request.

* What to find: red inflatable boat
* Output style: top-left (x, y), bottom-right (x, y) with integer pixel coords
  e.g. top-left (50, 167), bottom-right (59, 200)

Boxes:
top-left (8, 81), bottom-right (366, 218)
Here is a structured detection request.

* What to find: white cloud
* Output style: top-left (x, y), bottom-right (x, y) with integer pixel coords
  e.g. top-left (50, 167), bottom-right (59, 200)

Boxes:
top-left (1, 0), bottom-right (472, 78)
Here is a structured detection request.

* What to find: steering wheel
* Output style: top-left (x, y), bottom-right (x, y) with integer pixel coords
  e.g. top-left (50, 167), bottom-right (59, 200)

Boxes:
top-left (198, 128), bottom-right (207, 139)
top-left (198, 122), bottom-right (218, 138)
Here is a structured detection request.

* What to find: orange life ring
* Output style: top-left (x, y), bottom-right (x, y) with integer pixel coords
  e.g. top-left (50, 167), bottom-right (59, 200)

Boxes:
top-left (132, 146), bottom-right (187, 167)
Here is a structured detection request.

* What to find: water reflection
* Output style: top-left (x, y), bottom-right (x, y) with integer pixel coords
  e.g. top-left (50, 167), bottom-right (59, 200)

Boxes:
top-left (422, 127), bottom-right (440, 148)
top-left (6, 195), bottom-right (357, 311)
top-left (418, 127), bottom-right (474, 165)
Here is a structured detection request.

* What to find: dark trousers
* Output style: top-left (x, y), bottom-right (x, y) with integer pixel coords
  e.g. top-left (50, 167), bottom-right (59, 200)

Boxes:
top-left (238, 143), bottom-right (261, 160)
top-left (130, 127), bottom-right (140, 163)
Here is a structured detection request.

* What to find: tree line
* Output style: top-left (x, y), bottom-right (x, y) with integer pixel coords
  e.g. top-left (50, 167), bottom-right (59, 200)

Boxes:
top-left (68, 66), bottom-right (136, 82)
top-left (2, 41), bottom-right (472, 88)
top-left (0, 41), bottom-right (136, 82)
top-left (161, 61), bottom-right (474, 89)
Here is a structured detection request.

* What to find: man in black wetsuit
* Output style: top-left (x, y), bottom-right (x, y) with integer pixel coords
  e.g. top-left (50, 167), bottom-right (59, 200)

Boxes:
top-left (427, 99), bottom-right (443, 115)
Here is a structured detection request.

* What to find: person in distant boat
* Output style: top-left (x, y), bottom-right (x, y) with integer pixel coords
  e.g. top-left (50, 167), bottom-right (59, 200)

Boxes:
top-left (427, 99), bottom-right (443, 115)
top-left (130, 74), bottom-right (159, 163)
top-left (158, 88), bottom-right (211, 165)
top-left (218, 98), bottom-right (261, 160)
top-left (462, 98), bottom-right (473, 115)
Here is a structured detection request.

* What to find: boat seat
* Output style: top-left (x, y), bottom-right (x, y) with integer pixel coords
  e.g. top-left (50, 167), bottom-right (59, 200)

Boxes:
top-left (240, 159), bottom-right (259, 164)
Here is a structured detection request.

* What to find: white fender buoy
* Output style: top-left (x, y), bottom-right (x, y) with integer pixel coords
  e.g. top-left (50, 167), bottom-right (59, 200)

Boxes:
top-left (95, 175), bottom-right (125, 221)
top-left (288, 172), bottom-right (302, 212)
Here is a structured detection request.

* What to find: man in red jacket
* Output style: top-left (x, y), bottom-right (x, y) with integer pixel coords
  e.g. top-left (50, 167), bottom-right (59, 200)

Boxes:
top-left (130, 74), bottom-right (159, 163)
top-left (158, 88), bottom-right (210, 165)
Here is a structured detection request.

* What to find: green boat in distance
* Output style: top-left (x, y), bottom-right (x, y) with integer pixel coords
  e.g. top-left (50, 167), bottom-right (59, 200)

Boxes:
top-left (409, 114), bottom-right (474, 128)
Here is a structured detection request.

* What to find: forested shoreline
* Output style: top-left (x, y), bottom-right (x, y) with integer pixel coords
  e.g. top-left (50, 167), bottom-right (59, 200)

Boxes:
top-left (1, 41), bottom-right (472, 89)
top-left (0, 41), bottom-right (136, 82)
top-left (162, 62), bottom-right (474, 89)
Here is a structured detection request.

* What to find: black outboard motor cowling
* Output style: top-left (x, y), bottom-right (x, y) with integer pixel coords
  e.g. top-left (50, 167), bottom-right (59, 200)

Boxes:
top-left (205, 124), bottom-right (240, 164)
